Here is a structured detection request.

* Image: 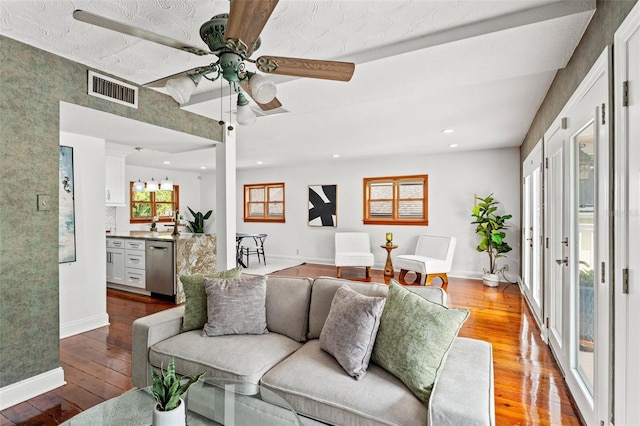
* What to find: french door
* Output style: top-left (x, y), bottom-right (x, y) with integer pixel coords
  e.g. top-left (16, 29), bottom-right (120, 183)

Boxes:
top-left (522, 142), bottom-right (544, 330)
top-left (614, 4), bottom-right (640, 424)
top-left (543, 48), bottom-right (611, 425)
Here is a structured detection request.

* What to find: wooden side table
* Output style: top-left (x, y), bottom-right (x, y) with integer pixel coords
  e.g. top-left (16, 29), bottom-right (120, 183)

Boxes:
top-left (380, 244), bottom-right (398, 277)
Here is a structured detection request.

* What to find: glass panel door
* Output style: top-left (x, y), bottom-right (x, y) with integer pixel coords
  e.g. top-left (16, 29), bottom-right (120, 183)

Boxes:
top-left (574, 121), bottom-right (595, 395)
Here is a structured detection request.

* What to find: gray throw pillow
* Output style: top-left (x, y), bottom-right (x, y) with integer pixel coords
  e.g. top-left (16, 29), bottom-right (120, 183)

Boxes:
top-left (319, 285), bottom-right (386, 380)
top-left (372, 280), bottom-right (469, 404)
top-left (179, 267), bottom-right (243, 332)
top-left (202, 276), bottom-right (268, 337)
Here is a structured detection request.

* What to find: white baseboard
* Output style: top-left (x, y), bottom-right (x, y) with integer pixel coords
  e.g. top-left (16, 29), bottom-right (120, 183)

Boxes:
top-left (60, 313), bottom-right (110, 339)
top-left (0, 367), bottom-right (66, 410)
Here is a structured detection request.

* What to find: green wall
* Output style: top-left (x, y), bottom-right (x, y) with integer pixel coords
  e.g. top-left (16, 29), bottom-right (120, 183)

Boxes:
top-left (0, 35), bottom-right (222, 387)
top-left (520, 0), bottom-right (638, 158)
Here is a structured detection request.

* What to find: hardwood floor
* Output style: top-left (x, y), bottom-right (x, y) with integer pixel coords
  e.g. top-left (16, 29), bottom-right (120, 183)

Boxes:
top-left (1, 264), bottom-right (582, 425)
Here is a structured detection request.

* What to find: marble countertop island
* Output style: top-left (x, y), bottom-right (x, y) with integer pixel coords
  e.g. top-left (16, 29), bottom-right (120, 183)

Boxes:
top-left (107, 232), bottom-right (217, 303)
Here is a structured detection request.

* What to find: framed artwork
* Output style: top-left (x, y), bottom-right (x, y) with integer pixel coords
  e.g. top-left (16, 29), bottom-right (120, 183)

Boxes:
top-left (59, 145), bottom-right (76, 263)
top-left (308, 184), bottom-right (337, 227)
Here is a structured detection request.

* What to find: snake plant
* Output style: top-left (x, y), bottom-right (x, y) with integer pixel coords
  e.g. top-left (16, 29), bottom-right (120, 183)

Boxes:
top-left (186, 207), bottom-right (213, 233)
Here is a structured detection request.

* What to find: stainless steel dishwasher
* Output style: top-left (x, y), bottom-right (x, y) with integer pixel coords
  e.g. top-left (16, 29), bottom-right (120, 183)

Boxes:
top-left (145, 241), bottom-right (175, 296)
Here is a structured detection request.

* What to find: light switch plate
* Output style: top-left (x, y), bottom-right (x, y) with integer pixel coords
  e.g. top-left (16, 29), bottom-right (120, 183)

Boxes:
top-left (37, 194), bottom-right (51, 211)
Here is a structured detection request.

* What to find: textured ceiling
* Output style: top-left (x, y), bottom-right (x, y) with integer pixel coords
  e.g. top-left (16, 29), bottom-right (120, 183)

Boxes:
top-left (0, 0), bottom-right (596, 171)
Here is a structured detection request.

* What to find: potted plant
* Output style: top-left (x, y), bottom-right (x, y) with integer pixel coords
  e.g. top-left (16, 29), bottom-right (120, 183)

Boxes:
top-left (186, 207), bottom-right (213, 233)
top-left (471, 194), bottom-right (513, 287)
top-left (151, 358), bottom-right (204, 426)
top-left (150, 216), bottom-right (158, 231)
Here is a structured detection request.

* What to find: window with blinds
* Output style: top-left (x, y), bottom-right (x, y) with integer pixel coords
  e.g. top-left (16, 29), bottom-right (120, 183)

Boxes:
top-left (363, 175), bottom-right (428, 225)
top-left (244, 182), bottom-right (286, 223)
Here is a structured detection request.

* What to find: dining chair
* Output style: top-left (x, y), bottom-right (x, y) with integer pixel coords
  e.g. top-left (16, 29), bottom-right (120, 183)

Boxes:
top-left (241, 234), bottom-right (267, 267)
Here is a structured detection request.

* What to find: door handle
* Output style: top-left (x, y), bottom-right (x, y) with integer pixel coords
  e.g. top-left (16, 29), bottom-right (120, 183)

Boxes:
top-left (555, 257), bottom-right (568, 266)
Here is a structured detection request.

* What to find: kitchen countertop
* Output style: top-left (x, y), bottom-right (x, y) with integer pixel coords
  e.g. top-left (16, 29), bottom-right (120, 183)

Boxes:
top-left (106, 232), bottom-right (215, 242)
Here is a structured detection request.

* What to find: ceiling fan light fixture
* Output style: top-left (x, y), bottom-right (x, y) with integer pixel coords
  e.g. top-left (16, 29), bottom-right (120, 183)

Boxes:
top-left (146, 177), bottom-right (159, 192)
top-left (248, 73), bottom-right (277, 104)
top-left (160, 176), bottom-right (173, 191)
top-left (165, 73), bottom-right (202, 104)
top-left (236, 92), bottom-right (256, 125)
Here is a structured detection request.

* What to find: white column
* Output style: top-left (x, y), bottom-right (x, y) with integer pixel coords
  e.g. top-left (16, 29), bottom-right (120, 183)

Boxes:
top-left (216, 123), bottom-right (237, 270)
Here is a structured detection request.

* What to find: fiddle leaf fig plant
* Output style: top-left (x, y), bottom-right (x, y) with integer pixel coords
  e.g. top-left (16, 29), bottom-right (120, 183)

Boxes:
top-left (471, 194), bottom-right (513, 275)
top-left (186, 207), bottom-right (213, 233)
top-left (151, 358), bottom-right (204, 412)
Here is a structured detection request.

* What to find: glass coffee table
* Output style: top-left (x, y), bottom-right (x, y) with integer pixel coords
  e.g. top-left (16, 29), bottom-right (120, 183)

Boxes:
top-left (61, 378), bottom-right (301, 425)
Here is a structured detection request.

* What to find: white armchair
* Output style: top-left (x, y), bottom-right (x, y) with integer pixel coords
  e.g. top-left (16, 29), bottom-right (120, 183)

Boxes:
top-left (334, 232), bottom-right (375, 278)
top-left (395, 235), bottom-right (457, 286)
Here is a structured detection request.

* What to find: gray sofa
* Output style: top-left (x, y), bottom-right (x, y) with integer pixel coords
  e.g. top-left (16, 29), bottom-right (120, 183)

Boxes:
top-left (132, 276), bottom-right (495, 426)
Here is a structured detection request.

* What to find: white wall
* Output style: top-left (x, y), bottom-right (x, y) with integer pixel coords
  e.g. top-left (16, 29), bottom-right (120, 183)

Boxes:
top-left (200, 171), bottom-right (217, 234)
top-left (59, 132), bottom-right (109, 338)
top-left (237, 147), bottom-right (521, 279)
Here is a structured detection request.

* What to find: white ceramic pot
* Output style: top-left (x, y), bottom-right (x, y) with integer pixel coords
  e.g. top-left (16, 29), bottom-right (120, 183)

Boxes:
top-left (152, 399), bottom-right (185, 426)
top-left (482, 273), bottom-right (500, 287)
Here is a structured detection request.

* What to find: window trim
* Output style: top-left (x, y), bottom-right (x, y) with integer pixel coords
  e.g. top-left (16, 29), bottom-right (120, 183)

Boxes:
top-left (243, 182), bottom-right (286, 223)
top-left (363, 174), bottom-right (428, 226)
top-left (129, 182), bottom-right (180, 223)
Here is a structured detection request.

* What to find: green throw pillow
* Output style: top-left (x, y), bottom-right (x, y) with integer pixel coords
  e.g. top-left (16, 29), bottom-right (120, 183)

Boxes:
top-left (179, 267), bottom-right (242, 332)
top-left (372, 280), bottom-right (469, 405)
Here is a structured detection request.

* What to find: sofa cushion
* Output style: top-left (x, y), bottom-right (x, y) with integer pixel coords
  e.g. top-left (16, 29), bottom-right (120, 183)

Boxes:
top-left (319, 286), bottom-right (385, 380)
top-left (308, 277), bottom-right (389, 339)
top-left (261, 340), bottom-right (427, 426)
top-left (372, 280), bottom-right (469, 405)
top-left (179, 267), bottom-right (243, 332)
top-left (203, 276), bottom-right (268, 337)
top-left (150, 331), bottom-right (302, 384)
top-left (265, 276), bottom-right (313, 342)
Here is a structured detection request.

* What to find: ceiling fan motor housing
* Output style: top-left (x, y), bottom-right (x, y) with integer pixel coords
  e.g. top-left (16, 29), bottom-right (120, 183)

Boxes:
top-left (200, 13), bottom-right (261, 57)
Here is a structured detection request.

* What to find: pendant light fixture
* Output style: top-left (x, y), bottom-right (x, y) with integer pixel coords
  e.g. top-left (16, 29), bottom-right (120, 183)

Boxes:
top-left (160, 176), bottom-right (173, 191)
top-left (133, 179), bottom-right (145, 192)
top-left (146, 177), bottom-right (159, 192)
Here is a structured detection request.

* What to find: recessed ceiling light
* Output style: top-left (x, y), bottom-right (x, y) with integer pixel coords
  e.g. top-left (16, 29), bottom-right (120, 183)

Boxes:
top-left (449, 143), bottom-right (459, 148)
top-left (332, 154), bottom-right (340, 158)
top-left (200, 166), bottom-right (207, 170)
top-left (163, 161), bottom-right (171, 165)
top-left (442, 129), bottom-right (454, 134)
top-left (256, 161), bottom-right (263, 165)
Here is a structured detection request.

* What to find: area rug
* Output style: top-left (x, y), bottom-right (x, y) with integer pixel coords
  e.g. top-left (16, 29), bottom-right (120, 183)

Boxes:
top-left (242, 259), bottom-right (303, 275)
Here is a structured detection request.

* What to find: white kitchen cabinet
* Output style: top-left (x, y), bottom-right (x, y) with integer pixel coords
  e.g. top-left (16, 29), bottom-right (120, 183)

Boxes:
top-left (105, 155), bottom-right (126, 206)
top-left (106, 238), bottom-right (125, 284)
top-left (124, 239), bottom-right (146, 289)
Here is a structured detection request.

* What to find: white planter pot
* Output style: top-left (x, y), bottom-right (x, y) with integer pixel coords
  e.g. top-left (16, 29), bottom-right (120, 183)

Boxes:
top-left (482, 273), bottom-right (500, 287)
top-left (153, 399), bottom-right (185, 426)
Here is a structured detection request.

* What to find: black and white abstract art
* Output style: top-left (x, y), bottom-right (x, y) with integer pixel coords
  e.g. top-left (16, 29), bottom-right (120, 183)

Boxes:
top-left (308, 185), bottom-right (337, 227)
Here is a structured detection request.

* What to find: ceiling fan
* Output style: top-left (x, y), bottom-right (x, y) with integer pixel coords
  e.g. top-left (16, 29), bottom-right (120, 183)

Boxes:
top-left (73, 0), bottom-right (356, 125)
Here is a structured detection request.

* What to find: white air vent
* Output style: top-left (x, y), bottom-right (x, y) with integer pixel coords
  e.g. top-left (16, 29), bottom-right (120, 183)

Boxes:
top-left (88, 71), bottom-right (138, 109)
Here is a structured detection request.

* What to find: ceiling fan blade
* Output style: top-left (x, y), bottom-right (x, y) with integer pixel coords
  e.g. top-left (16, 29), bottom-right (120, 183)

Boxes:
top-left (239, 80), bottom-right (283, 111)
top-left (143, 67), bottom-right (206, 88)
top-left (255, 56), bottom-right (355, 82)
top-left (73, 10), bottom-right (213, 57)
top-left (224, 0), bottom-right (279, 56)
